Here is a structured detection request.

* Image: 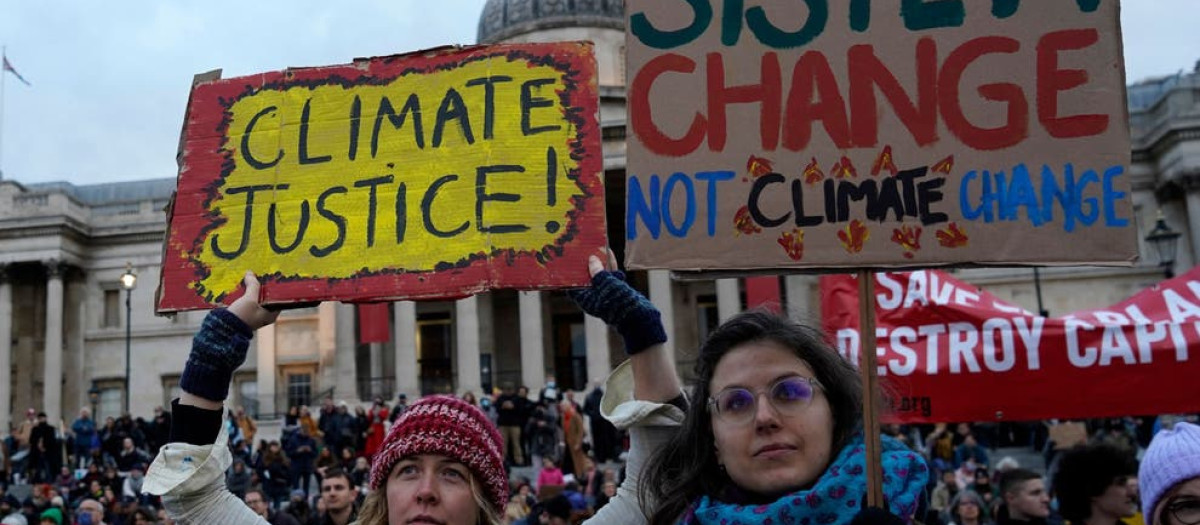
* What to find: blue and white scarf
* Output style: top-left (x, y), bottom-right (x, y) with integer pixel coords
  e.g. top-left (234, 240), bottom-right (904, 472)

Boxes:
top-left (679, 434), bottom-right (928, 525)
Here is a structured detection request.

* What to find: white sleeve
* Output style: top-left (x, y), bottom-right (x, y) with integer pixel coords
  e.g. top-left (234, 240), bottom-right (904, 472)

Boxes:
top-left (143, 407), bottom-right (267, 525)
top-left (583, 360), bottom-right (686, 525)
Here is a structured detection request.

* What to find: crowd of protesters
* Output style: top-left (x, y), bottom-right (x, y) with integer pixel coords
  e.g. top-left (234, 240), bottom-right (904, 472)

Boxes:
top-left (0, 375), bottom-right (630, 525)
top-left (0, 385), bottom-right (1194, 525)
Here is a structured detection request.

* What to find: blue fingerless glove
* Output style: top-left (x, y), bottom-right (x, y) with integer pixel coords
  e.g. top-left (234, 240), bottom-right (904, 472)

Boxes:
top-left (179, 308), bottom-right (254, 401)
top-left (569, 270), bottom-right (667, 355)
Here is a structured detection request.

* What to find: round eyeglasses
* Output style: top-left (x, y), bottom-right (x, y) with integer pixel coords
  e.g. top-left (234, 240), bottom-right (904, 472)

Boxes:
top-left (706, 376), bottom-right (821, 425)
top-left (1166, 497), bottom-right (1200, 525)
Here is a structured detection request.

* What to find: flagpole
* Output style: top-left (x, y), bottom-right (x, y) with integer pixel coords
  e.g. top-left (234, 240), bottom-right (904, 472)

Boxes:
top-left (1, 44), bottom-right (7, 175)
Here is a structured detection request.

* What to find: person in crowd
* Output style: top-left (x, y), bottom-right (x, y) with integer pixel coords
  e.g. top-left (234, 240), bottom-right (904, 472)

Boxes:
top-left (389, 393), bottom-right (409, 424)
top-left (314, 446), bottom-right (338, 482)
top-left (536, 458), bottom-right (564, 494)
top-left (337, 447), bottom-right (356, 473)
top-left (957, 433), bottom-right (991, 468)
top-left (77, 498), bottom-right (106, 525)
top-left (1053, 443), bottom-right (1139, 525)
top-left (150, 405), bottom-right (172, 454)
top-left (538, 376), bottom-right (562, 407)
top-left (350, 456), bottom-right (371, 488)
top-left (228, 458), bottom-right (252, 499)
top-left (479, 395), bottom-right (499, 428)
top-left (128, 507), bottom-right (157, 525)
top-left (236, 407), bottom-right (258, 448)
top-left (260, 441), bottom-right (291, 510)
top-left (70, 409), bottom-right (97, 469)
top-left (364, 397), bottom-right (388, 460)
top-left (594, 481), bottom-right (617, 513)
top-left (143, 272), bottom-right (510, 524)
top-left (28, 412), bottom-right (57, 483)
top-left (1138, 422), bottom-right (1200, 525)
top-left (120, 464), bottom-right (148, 506)
top-left (36, 507), bottom-right (61, 525)
top-left (496, 384), bottom-right (529, 467)
top-left (569, 252), bottom-right (928, 525)
top-left (559, 400), bottom-right (586, 478)
top-left (935, 468), bottom-right (965, 513)
top-left (299, 406), bottom-right (321, 442)
top-left (526, 404), bottom-right (560, 473)
top-left (462, 392), bottom-right (478, 407)
top-left (946, 490), bottom-right (993, 525)
top-left (996, 469), bottom-right (1050, 525)
top-left (285, 489), bottom-right (315, 525)
top-left (283, 425), bottom-right (317, 497)
top-left (115, 438), bottom-right (148, 474)
top-left (244, 488), bottom-right (301, 525)
top-left (504, 492), bottom-right (530, 525)
top-left (972, 466), bottom-right (1001, 510)
top-left (583, 383), bottom-right (618, 464)
top-left (284, 406), bottom-right (300, 427)
top-left (322, 403), bottom-right (355, 459)
top-left (352, 406), bottom-right (369, 456)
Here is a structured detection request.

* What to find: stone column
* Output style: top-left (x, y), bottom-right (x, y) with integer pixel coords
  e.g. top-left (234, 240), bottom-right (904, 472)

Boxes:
top-left (334, 303), bottom-right (359, 402)
top-left (785, 275), bottom-right (818, 320)
top-left (394, 301), bottom-right (419, 397)
top-left (0, 265), bottom-right (12, 433)
top-left (455, 296), bottom-right (482, 396)
top-left (518, 292), bottom-right (546, 391)
top-left (317, 302), bottom-right (337, 396)
top-left (716, 278), bottom-right (740, 322)
top-left (43, 262), bottom-right (65, 423)
top-left (648, 270), bottom-right (676, 360)
top-left (584, 315), bottom-right (610, 385)
top-left (1184, 190), bottom-right (1200, 269)
top-left (255, 324), bottom-right (277, 417)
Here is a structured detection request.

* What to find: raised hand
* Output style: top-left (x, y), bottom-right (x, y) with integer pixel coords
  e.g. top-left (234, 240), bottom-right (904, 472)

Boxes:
top-left (568, 250), bottom-right (666, 355)
top-left (227, 272), bottom-right (279, 330)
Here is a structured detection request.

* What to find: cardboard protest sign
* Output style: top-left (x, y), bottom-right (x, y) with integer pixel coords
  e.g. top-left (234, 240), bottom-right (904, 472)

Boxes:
top-left (158, 43), bottom-right (605, 312)
top-left (624, 1), bottom-right (1135, 270)
top-left (821, 267), bottom-right (1200, 423)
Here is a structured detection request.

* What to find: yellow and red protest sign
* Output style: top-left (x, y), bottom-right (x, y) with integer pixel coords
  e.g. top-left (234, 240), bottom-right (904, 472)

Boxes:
top-left (158, 43), bottom-right (605, 312)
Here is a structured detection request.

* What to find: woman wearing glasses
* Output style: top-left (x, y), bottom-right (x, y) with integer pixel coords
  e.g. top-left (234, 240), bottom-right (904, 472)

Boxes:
top-left (1140, 422), bottom-right (1200, 525)
top-left (571, 253), bottom-right (928, 525)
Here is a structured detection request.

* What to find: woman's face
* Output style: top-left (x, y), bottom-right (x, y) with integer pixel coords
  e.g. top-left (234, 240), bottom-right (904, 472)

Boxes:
top-left (1157, 478), bottom-right (1200, 525)
top-left (1094, 477), bottom-right (1138, 519)
top-left (958, 499), bottom-right (981, 521)
top-left (386, 454), bottom-right (480, 525)
top-left (709, 341), bottom-right (834, 497)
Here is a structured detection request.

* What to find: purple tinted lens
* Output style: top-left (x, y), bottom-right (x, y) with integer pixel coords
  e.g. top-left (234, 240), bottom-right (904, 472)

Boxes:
top-left (719, 389), bottom-right (756, 414)
top-left (773, 378), bottom-right (814, 403)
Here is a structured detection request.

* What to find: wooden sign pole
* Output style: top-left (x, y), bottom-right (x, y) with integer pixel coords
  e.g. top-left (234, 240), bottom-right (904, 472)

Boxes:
top-left (858, 269), bottom-right (885, 508)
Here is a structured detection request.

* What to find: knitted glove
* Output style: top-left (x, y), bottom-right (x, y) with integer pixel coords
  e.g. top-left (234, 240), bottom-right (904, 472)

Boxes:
top-left (569, 270), bottom-right (666, 355)
top-left (179, 308), bottom-right (254, 401)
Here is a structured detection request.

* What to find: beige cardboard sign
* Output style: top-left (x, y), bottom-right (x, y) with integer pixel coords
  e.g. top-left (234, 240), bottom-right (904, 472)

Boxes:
top-left (624, 0), bottom-right (1135, 270)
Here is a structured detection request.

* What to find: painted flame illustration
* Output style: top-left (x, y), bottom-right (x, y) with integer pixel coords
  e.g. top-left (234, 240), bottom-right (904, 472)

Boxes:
top-left (891, 224), bottom-right (922, 259)
top-left (837, 220), bottom-right (869, 253)
top-left (936, 222), bottom-right (969, 248)
top-left (777, 229), bottom-right (805, 261)
top-left (747, 155), bottom-right (774, 178)
top-left (871, 145), bottom-right (898, 177)
top-left (803, 157), bottom-right (825, 185)
top-left (734, 206), bottom-right (762, 235)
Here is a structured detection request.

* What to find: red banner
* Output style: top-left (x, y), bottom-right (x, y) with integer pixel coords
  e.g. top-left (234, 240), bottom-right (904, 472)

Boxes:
top-left (358, 303), bottom-right (391, 344)
top-left (820, 267), bottom-right (1200, 423)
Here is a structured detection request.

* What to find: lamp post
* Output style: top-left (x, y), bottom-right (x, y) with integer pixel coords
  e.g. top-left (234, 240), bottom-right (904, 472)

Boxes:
top-left (1144, 211), bottom-right (1182, 278)
top-left (88, 385), bottom-right (100, 418)
top-left (120, 263), bottom-right (137, 415)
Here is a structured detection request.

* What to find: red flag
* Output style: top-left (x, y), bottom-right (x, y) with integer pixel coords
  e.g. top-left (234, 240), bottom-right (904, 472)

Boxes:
top-left (357, 303), bottom-right (391, 343)
top-left (3, 55), bottom-right (31, 86)
top-left (745, 276), bottom-right (781, 313)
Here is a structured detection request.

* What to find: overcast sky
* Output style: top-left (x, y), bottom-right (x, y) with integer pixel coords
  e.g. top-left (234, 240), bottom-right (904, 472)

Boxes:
top-left (1, 1), bottom-right (1196, 186)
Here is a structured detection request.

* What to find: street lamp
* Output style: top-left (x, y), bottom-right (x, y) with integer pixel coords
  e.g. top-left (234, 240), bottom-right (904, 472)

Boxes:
top-left (88, 385), bottom-right (100, 418)
top-left (120, 262), bottom-right (137, 415)
top-left (1144, 211), bottom-right (1182, 278)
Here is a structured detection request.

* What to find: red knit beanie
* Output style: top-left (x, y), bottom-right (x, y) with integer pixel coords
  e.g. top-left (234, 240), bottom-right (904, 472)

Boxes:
top-left (369, 395), bottom-right (508, 514)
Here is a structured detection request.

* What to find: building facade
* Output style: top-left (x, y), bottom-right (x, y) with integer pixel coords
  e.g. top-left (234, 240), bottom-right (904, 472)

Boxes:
top-left (1, 1), bottom-right (1196, 431)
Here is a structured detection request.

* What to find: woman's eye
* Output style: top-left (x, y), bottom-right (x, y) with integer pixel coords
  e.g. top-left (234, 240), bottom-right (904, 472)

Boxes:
top-left (443, 468), bottom-right (468, 481)
top-left (395, 464), bottom-right (419, 478)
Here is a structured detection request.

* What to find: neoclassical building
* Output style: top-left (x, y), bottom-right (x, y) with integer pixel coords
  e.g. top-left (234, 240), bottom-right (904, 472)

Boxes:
top-left (1, 0), bottom-right (1196, 431)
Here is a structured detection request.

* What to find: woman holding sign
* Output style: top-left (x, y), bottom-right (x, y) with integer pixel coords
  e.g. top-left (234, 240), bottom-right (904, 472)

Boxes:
top-left (143, 273), bottom-right (508, 525)
top-left (573, 252), bottom-right (928, 525)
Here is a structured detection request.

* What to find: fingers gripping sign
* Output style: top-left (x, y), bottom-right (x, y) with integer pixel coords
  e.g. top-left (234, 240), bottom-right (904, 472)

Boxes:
top-left (227, 271), bottom-right (280, 330)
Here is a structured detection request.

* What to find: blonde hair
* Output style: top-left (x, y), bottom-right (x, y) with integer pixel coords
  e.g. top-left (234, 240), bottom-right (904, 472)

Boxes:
top-left (355, 470), bottom-right (503, 525)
